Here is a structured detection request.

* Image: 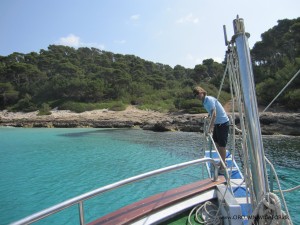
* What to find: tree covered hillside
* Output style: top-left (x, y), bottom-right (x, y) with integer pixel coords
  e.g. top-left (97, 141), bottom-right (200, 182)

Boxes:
top-left (251, 17), bottom-right (300, 110)
top-left (0, 17), bottom-right (299, 113)
top-left (0, 45), bottom-right (226, 113)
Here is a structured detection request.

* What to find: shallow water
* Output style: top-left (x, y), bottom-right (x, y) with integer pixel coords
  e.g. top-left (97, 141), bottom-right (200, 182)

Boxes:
top-left (0, 128), bottom-right (299, 224)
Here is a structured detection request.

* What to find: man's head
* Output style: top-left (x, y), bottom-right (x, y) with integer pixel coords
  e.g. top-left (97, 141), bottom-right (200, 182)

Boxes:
top-left (193, 86), bottom-right (207, 100)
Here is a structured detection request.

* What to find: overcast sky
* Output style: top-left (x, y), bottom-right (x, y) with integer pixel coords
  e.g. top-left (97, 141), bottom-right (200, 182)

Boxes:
top-left (1, 0), bottom-right (299, 68)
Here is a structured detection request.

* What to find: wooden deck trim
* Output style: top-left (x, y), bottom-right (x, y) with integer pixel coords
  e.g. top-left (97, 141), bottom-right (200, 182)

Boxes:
top-left (88, 176), bottom-right (226, 225)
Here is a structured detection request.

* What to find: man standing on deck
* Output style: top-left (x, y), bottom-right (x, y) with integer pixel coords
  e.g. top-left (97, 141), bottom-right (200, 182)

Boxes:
top-left (193, 86), bottom-right (229, 172)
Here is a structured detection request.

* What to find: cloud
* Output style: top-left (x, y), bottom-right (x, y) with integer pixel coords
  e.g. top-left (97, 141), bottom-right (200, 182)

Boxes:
top-left (58, 34), bottom-right (105, 50)
top-left (130, 14), bottom-right (140, 21)
top-left (176, 13), bottom-right (199, 24)
top-left (59, 34), bottom-right (80, 47)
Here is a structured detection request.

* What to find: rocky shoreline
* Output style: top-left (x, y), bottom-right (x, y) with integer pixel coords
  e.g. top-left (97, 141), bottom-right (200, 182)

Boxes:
top-left (0, 107), bottom-right (299, 136)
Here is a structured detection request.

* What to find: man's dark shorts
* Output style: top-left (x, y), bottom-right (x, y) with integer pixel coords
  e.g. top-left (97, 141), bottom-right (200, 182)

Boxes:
top-left (213, 121), bottom-right (229, 147)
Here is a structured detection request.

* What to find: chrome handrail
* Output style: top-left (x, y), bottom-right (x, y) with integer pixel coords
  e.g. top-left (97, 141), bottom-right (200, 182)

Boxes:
top-left (11, 157), bottom-right (219, 225)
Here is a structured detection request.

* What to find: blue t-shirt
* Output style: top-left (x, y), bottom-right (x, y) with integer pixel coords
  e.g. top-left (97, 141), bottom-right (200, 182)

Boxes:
top-left (203, 96), bottom-right (229, 124)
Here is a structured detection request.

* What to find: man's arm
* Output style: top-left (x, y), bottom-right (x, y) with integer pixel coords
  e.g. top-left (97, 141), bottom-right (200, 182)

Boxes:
top-left (208, 108), bottom-right (216, 133)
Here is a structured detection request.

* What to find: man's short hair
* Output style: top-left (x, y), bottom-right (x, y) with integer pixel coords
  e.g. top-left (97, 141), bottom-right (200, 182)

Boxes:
top-left (193, 86), bottom-right (207, 96)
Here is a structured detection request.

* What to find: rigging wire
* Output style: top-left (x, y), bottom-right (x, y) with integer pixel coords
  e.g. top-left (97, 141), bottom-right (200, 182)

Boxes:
top-left (227, 45), bottom-right (256, 210)
top-left (193, 40), bottom-right (296, 225)
top-left (274, 185), bottom-right (300, 193)
top-left (228, 43), bottom-right (294, 224)
top-left (262, 68), bottom-right (300, 113)
top-left (222, 43), bottom-right (294, 224)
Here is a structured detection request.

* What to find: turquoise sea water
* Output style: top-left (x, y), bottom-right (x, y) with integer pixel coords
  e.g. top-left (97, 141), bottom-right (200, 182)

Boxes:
top-left (0, 128), bottom-right (299, 225)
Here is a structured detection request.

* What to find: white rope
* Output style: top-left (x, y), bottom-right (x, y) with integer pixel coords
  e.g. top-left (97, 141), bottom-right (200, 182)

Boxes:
top-left (203, 46), bottom-right (254, 216)
top-left (227, 45), bottom-right (256, 210)
top-left (216, 62), bottom-right (228, 100)
top-left (265, 157), bottom-right (293, 225)
top-left (197, 43), bottom-right (295, 225)
top-left (208, 133), bottom-right (230, 179)
top-left (202, 117), bottom-right (233, 224)
top-left (247, 192), bottom-right (292, 225)
top-left (195, 48), bottom-right (245, 225)
top-left (188, 201), bottom-right (221, 225)
top-left (263, 68), bottom-right (300, 113)
top-left (274, 185), bottom-right (300, 193)
top-left (227, 44), bottom-right (293, 224)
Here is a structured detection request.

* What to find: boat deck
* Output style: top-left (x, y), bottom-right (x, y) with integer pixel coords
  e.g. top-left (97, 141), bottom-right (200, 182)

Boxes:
top-left (205, 150), bottom-right (252, 225)
top-left (87, 177), bottom-right (226, 225)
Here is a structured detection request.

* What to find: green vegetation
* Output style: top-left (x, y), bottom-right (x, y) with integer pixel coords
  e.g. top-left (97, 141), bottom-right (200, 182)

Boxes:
top-left (251, 18), bottom-right (300, 110)
top-left (38, 103), bottom-right (51, 115)
top-left (0, 17), bottom-right (299, 113)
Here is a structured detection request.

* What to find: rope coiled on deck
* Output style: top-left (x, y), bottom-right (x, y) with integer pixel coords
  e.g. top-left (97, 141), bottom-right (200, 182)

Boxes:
top-left (188, 201), bottom-right (221, 225)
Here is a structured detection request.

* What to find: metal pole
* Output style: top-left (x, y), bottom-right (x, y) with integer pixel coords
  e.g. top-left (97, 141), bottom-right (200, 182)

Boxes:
top-left (79, 201), bottom-right (85, 225)
top-left (232, 16), bottom-right (269, 202)
top-left (270, 165), bottom-right (274, 192)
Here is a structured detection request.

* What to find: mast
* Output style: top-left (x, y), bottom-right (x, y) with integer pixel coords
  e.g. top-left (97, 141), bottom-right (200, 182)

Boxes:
top-left (232, 16), bottom-right (269, 202)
